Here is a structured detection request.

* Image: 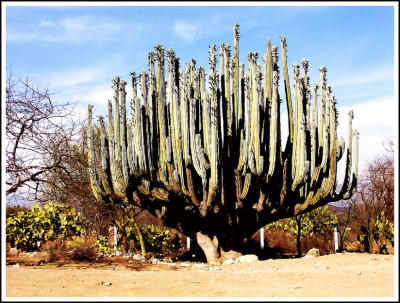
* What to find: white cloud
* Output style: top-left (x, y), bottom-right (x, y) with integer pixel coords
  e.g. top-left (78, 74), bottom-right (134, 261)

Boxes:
top-left (331, 66), bottom-right (393, 87)
top-left (7, 15), bottom-right (126, 44)
top-left (6, 31), bottom-right (39, 41)
top-left (336, 96), bottom-right (396, 180)
top-left (48, 67), bottom-right (105, 89)
top-left (174, 21), bottom-right (197, 43)
top-left (39, 20), bottom-right (56, 28)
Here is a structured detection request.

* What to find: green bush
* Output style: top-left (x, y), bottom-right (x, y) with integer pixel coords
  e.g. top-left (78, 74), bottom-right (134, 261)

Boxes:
top-left (139, 224), bottom-right (177, 254)
top-left (93, 232), bottom-right (113, 254)
top-left (6, 202), bottom-right (86, 251)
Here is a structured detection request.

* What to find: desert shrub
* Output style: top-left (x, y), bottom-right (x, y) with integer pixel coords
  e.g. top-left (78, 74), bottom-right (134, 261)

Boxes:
top-left (92, 232), bottom-right (113, 255)
top-left (373, 211), bottom-right (394, 250)
top-left (6, 202), bottom-right (86, 251)
top-left (140, 224), bottom-right (178, 254)
top-left (264, 229), bottom-right (297, 257)
top-left (6, 204), bottom-right (29, 218)
top-left (266, 205), bottom-right (337, 256)
top-left (68, 238), bottom-right (98, 262)
top-left (46, 239), bottom-right (64, 262)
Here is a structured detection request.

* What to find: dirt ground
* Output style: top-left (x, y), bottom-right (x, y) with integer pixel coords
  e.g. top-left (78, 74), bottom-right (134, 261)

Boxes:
top-left (5, 252), bottom-right (396, 299)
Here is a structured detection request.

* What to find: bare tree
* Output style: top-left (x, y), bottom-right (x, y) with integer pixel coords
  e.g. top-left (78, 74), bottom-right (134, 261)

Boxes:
top-left (356, 141), bottom-right (394, 252)
top-left (6, 72), bottom-right (76, 198)
top-left (336, 196), bottom-right (358, 251)
top-left (38, 127), bottom-right (116, 236)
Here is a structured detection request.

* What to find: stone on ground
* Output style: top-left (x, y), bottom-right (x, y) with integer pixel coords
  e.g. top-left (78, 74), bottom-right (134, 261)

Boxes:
top-left (304, 248), bottom-right (320, 258)
top-left (237, 254), bottom-right (259, 263)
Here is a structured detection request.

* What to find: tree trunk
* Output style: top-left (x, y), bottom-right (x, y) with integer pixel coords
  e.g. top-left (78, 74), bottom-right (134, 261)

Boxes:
top-left (296, 216), bottom-right (302, 257)
top-left (194, 231), bottom-right (243, 264)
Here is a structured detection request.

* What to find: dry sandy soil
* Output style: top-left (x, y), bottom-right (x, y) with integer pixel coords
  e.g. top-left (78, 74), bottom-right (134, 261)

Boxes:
top-left (5, 252), bottom-right (396, 299)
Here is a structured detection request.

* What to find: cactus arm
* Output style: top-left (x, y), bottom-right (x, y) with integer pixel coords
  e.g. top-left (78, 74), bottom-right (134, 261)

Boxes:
top-left (86, 105), bottom-right (106, 201)
top-left (310, 83), bottom-right (319, 175)
top-left (266, 70), bottom-right (280, 182)
top-left (180, 68), bottom-right (191, 166)
top-left (98, 115), bottom-right (114, 195)
top-left (240, 172), bottom-right (252, 200)
top-left (119, 80), bottom-right (129, 183)
top-left (207, 45), bottom-right (220, 205)
top-left (155, 45), bottom-right (168, 182)
top-left (335, 110), bottom-right (354, 198)
top-left (265, 39), bottom-right (272, 103)
top-left (342, 130), bottom-right (359, 199)
top-left (233, 24), bottom-right (240, 136)
top-left (280, 37), bottom-right (294, 143)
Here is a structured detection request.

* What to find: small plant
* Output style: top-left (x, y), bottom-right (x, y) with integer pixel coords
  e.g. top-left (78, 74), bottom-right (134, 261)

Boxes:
top-left (68, 238), bottom-right (98, 262)
top-left (140, 225), bottom-right (176, 254)
top-left (93, 232), bottom-right (113, 255)
top-left (6, 202), bottom-right (86, 251)
top-left (266, 205), bottom-right (337, 256)
top-left (373, 212), bottom-right (394, 253)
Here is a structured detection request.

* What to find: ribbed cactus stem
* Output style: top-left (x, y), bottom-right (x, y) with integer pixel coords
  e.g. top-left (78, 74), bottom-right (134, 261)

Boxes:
top-left (119, 80), bottom-right (129, 183)
top-left (267, 70), bottom-right (280, 182)
top-left (280, 37), bottom-right (294, 143)
top-left (310, 83), bottom-right (319, 175)
top-left (155, 45), bottom-right (168, 181)
top-left (86, 104), bottom-right (104, 201)
top-left (264, 39), bottom-right (272, 103)
top-left (112, 76), bottom-right (121, 160)
top-left (208, 44), bottom-right (220, 204)
top-left (233, 24), bottom-right (240, 135)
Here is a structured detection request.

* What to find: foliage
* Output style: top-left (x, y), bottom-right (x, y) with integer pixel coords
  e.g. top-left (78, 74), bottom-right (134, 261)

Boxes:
top-left (6, 202), bottom-right (86, 251)
top-left (355, 145), bottom-right (394, 253)
top-left (93, 233), bottom-right (113, 254)
top-left (373, 211), bottom-right (394, 246)
top-left (266, 205), bottom-right (337, 239)
top-left (67, 237), bottom-right (99, 262)
top-left (140, 224), bottom-right (177, 254)
top-left (266, 205), bottom-right (337, 256)
top-left (6, 204), bottom-right (29, 218)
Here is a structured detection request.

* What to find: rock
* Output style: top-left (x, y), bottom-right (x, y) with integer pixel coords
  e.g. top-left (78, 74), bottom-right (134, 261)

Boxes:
top-left (208, 266), bottom-right (222, 271)
top-left (9, 247), bottom-right (19, 256)
top-left (357, 272), bottom-right (362, 275)
top-left (193, 263), bottom-right (207, 268)
top-left (237, 254), bottom-right (259, 263)
top-left (132, 254), bottom-right (146, 261)
top-left (12, 263), bottom-right (19, 268)
top-left (152, 258), bottom-right (159, 265)
top-left (222, 259), bottom-right (235, 265)
top-left (180, 262), bottom-right (191, 267)
top-left (305, 248), bottom-right (320, 258)
top-left (104, 281), bottom-right (112, 286)
top-left (159, 261), bottom-right (177, 267)
top-left (122, 255), bottom-right (130, 259)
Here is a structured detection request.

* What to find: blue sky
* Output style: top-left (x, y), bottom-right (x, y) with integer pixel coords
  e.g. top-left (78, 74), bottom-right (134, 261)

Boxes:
top-left (4, 3), bottom-right (397, 176)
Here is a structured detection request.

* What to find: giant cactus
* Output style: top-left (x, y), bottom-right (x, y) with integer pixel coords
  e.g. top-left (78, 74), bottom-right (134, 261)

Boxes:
top-left (86, 25), bottom-right (358, 263)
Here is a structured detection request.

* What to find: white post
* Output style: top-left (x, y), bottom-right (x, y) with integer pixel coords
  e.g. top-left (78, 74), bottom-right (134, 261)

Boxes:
top-left (260, 227), bottom-right (264, 250)
top-left (186, 237), bottom-right (191, 252)
top-left (334, 227), bottom-right (339, 252)
top-left (113, 226), bottom-right (117, 250)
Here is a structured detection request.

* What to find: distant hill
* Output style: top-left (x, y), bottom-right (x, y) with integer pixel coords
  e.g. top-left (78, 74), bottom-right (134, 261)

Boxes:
top-left (328, 202), bottom-right (347, 216)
